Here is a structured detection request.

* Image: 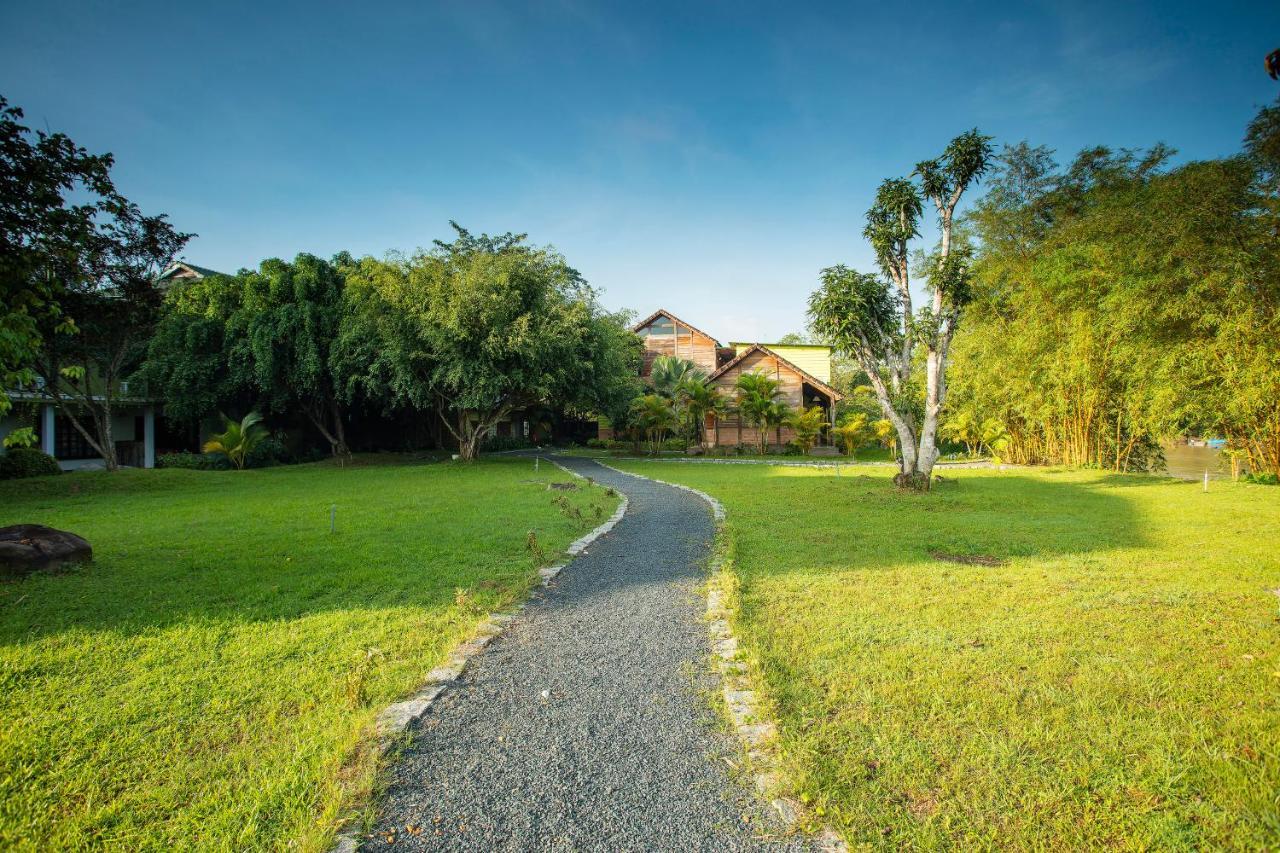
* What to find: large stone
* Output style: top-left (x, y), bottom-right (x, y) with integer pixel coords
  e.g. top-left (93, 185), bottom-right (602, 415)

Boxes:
top-left (0, 524), bottom-right (92, 579)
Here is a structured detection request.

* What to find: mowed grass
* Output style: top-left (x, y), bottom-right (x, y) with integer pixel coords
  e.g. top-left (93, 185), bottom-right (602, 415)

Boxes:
top-left (0, 455), bottom-right (616, 851)
top-left (612, 461), bottom-right (1280, 848)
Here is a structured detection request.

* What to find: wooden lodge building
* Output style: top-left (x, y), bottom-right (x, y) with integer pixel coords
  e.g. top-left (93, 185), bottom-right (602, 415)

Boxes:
top-left (607, 309), bottom-right (844, 450)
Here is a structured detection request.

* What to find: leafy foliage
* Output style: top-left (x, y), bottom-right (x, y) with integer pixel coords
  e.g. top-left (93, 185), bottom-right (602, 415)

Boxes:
top-left (786, 406), bottom-right (827, 454)
top-left (629, 393), bottom-right (677, 454)
top-left (949, 104), bottom-right (1280, 475)
top-left (202, 412), bottom-right (267, 470)
top-left (810, 130), bottom-right (992, 489)
top-left (0, 447), bottom-right (60, 479)
top-left (0, 96), bottom-right (116, 416)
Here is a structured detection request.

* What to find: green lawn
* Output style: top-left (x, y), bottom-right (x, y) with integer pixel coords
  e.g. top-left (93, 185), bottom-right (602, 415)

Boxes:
top-left (612, 461), bottom-right (1280, 848)
top-left (560, 446), bottom-right (897, 463)
top-left (0, 455), bottom-right (616, 851)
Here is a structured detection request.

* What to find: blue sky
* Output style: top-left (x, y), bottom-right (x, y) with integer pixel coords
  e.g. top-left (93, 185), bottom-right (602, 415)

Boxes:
top-left (3, 1), bottom-right (1278, 340)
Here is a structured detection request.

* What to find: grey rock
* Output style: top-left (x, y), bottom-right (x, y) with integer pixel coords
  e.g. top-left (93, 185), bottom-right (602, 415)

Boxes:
top-left (0, 524), bottom-right (92, 579)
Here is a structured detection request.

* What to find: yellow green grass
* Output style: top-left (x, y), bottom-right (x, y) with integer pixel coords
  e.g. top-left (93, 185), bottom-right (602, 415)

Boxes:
top-left (0, 455), bottom-right (615, 851)
top-left (613, 461), bottom-right (1279, 848)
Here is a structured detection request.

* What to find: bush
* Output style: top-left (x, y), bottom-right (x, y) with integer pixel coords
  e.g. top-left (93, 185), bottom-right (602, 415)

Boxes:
top-left (156, 451), bottom-right (208, 470)
top-left (245, 436), bottom-right (290, 469)
top-left (586, 438), bottom-right (638, 451)
top-left (1244, 472), bottom-right (1278, 486)
top-left (484, 436), bottom-right (534, 452)
top-left (0, 448), bottom-right (61, 480)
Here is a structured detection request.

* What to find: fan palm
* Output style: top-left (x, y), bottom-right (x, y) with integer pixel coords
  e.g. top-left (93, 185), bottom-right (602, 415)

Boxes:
top-left (203, 411), bottom-right (268, 470)
top-left (649, 355), bottom-right (706, 399)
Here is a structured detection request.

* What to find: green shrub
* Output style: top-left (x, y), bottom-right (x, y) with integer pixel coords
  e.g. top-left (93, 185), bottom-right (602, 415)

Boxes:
top-left (156, 452), bottom-right (207, 470)
top-left (245, 437), bottom-right (290, 469)
top-left (1244, 472), bottom-right (1278, 486)
top-left (484, 436), bottom-right (534, 452)
top-left (0, 447), bottom-right (61, 479)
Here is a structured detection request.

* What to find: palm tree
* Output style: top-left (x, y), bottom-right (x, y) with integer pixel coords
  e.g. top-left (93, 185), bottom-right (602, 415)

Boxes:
top-left (676, 378), bottom-right (726, 449)
top-left (203, 411), bottom-right (268, 470)
top-left (833, 412), bottom-right (874, 456)
top-left (650, 355), bottom-right (706, 399)
top-left (629, 394), bottom-right (677, 455)
top-left (763, 400), bottom-right (792, 453)
top-left (734, 371), bottom-right (783, 455)
top-left (787, 405), bottom-right (827, 455)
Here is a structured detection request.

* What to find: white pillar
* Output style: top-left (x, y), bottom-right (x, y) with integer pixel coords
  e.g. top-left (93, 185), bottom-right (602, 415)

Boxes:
top-left (143, 406), bottom-right (156, 469)
top-left (41, 404), bottom-right (55, 457)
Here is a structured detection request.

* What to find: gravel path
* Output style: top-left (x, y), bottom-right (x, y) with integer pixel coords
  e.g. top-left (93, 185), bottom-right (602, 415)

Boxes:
top-left (359, 456), bottom-right (807, 852)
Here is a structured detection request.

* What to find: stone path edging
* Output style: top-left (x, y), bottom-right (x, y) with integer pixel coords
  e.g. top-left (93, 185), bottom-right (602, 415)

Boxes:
top-left (330, 466), bottom-right (628, 853)
top-left (594, 461), bottom-right (848, 853)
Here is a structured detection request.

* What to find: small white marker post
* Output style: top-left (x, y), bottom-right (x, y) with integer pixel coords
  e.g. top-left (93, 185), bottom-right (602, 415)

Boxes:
top-left (1203, 470), bottom-right (1209, 493)
top-left (535, 457), bottom-right (540, 472)
top-left (330, 504), bottom-right (336, 533)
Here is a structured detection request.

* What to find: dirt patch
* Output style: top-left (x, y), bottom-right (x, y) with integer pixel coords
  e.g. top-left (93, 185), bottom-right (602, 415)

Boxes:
top-left (929, 550), bottom-right (1008, 567)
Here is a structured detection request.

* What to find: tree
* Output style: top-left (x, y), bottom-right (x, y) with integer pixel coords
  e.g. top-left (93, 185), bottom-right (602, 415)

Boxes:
top-left (734, 371), bottom-right (784, 455)
top-left (32, 203), bottom-right (189, 470)
top-left (629, 393), bottom-right (676, 454)
top-left (146, 254), bottom-right (361, 460)
top-left (940, 410), bottom-right (981, 456)
top-left (809, 130), bottom-right (993, 489)
top-left (947, 117), bottom-right (1280, 476)
top-left (787, 405), bottom-right (826, 454)
top-left (202, 411), bottom-right (267, 470)
top-left (649, 355), bottom-right (704, 398)
top-left (0, 94), bottom-right (173, 440)
top-left (833, 411), bottom-right (874, 455)
top-left (677, 378), bottom-right (727, 448)
top-left (245, 255), bottom-right (353, 458)
top-left (343, 224), bottom-right (616, 460)
top-left (143, 270), bottom-right (254, 424)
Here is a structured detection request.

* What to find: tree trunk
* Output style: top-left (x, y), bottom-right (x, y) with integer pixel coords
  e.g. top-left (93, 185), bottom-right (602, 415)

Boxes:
top-left (98, 399), bottom-right (118, 471)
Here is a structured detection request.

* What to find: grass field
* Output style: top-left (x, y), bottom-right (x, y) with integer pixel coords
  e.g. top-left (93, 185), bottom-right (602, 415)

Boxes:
top-left (0, 455), bottom-right (615, 851)
top-left (560, 446), bottom-right (898, 463)
top-left (612, 461), bottom-right (1280, 848)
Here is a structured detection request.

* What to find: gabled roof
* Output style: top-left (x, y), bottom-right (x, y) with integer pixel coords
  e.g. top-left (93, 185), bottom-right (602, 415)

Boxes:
top-left (708, 344), bottom-right (844, 401)
top-left (158, 261), bottom-right (226, 280)
top-left (631, 308), bottom-right (722, 347)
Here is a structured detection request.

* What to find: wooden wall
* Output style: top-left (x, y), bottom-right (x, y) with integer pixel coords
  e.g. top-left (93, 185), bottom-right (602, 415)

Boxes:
top-left (707, 349), bottom-right (809, 448)
top-left (637, 316), bottom-right (719, 376)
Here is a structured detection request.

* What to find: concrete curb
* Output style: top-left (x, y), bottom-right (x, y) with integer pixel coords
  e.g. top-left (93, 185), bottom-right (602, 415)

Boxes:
top-left (595, 461), bottom-right (847, 852)
top-left (329, 462), bottom-right (626, 852)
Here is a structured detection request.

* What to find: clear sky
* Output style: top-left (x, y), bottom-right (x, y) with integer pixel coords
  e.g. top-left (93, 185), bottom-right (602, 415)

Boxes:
top-left (3, 1), bottom-right (1278, 340)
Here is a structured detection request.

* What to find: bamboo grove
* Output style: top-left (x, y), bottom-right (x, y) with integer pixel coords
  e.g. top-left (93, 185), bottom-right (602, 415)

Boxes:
top-left (945, 99), bottom-right (1280, 476)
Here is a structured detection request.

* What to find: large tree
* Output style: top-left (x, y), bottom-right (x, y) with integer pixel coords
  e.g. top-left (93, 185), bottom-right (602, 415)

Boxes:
top-left (32, 202), bottom-right (189, 469)
top-left (146, 254), bottom-right (360, 459)
top-left (344, 224), bottom-right (631, 460)
top-left (809, 130), bottom-right (993, 489)
top-left (0, 95), bottom-right (121, 424)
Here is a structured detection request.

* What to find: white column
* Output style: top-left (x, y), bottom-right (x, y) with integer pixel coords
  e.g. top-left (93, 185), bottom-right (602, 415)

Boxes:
top-left (41, 404), bottom-right (55, 457)
top-left (143, 406), bottom-right (156, 469)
